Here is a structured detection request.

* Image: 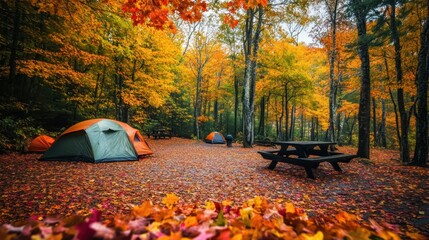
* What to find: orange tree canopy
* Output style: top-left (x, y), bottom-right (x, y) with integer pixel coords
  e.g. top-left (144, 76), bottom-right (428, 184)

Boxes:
top-left (28, 135), bottom-right (55, 152)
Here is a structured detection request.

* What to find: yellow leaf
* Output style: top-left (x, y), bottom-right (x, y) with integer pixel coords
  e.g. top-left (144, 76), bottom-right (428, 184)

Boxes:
top-left (132, 200), bottom-right (153, 217)
top-left (231, 234), bottom-right (243, 240)
top-left (299, 231), bottom-right (324, 240)
top-left (162, 193), bottom-right (179, 209)
top-left (348, 228), bottom-right (372, 240)
top-left (184, 216), bottom-right (198, 228)
top-left (285, 202), bottom-right (295, 213)
top-left (222, 199), bottom-right (233, 207)
top-left (205, 201), bottom-right (216, 210)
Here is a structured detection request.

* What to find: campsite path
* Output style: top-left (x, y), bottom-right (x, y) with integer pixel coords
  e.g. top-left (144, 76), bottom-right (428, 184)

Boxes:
top-left (0, 138), bottom-right (428, 236)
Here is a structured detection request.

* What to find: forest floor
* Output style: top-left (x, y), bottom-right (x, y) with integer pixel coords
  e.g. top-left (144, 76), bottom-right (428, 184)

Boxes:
top-left (0, 137), bottom-right (428, 237)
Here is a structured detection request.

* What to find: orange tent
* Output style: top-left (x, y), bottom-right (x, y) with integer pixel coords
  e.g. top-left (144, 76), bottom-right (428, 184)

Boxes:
top-left (58, 118), bottom-right (153, 156)
top-left (204, 131), bottom-right (225, 144)
top-left (114, 120), bottom-right (153, 156)
top-left (28, 135), bottom-right (55, 152)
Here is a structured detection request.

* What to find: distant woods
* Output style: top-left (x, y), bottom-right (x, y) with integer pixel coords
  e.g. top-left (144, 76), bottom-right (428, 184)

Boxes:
top-left (0, 0), bottom-right (427, 165)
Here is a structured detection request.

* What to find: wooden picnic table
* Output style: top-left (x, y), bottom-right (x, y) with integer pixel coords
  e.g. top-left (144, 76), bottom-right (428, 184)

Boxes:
top-left (258, 141), bottom-right (357, 179)
top-left (150, 128), bottom-right (172, 139)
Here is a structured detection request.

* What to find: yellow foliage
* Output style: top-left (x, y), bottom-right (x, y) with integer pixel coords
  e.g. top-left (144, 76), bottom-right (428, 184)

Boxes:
top-left (132, 200), bottom-right (153, 218)
top-left (162, 193), bottom-right (179, 209)
top-left (205, 200), bottom-right (216, 210)
top-left (297, 231), bottom-right (324, 240)
top-left (184, 216), bottom-right (198, 228)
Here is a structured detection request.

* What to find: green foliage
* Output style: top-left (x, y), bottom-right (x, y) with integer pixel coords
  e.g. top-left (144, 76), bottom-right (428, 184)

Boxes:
top-left (0, 116), bottom-right (42, 153)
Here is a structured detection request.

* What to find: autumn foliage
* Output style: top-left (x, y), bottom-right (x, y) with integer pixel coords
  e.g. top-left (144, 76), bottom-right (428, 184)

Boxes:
top-left (122, 0), bottom-right (207, 31)
top-left (1, 194), bottom-right (401, 240)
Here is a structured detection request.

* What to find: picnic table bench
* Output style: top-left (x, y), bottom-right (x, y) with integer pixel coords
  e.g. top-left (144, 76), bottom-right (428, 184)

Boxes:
top-left (258, 141), bottom-right (357, 179)
top-left (149, 128), bottom-right (172, 139)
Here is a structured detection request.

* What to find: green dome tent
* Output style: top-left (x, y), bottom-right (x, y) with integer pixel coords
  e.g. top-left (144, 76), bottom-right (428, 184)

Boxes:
top-left (41, 119), bottom-right (138, 163)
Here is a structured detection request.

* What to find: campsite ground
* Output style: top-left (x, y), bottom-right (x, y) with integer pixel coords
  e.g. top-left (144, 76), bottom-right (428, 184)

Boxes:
top-left (0, 137), bottom-right (428, 237)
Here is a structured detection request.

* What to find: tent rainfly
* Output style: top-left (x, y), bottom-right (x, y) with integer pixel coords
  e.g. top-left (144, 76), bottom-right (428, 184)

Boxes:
top-left (204, 131), bottom-right (226, 144)
top-left (28, 135), bottom-right (55, 152)
top-left (40, 119), bottom-right (152, 163)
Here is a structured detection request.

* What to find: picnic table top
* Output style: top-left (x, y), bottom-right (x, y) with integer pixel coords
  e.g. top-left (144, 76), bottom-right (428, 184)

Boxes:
top-left (152, 128), bottom-right (171, 132)
top-left (273, 141), bottom-right (336, 147)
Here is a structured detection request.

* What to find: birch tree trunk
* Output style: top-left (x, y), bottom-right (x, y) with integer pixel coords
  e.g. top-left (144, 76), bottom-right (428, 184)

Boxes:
top-left (326, 0), bottom-right (339, 145)
top-left (242, 6), bottom-right (263, 147)
top-left (194, 69), bottom-right (202, 139)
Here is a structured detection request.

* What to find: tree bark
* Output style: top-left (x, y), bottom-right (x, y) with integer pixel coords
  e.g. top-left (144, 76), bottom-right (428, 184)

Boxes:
top-left (7, 0), bottom-right (21, 96)
top-left (194, 69), bottom-right (202, 139)
top-left (257, 96), bottom-right (265, 136)
top-left (311, 117), bottom-right (316, 141)
top-left (348, 116), bottom-right (357, 145)
top-left (326, 0), bottom-right (339, 145)
top-left (383, 51), bottom-right (402, 149)
top-left (300, 107), bottom-right (304, 140)
top-left (234, 64), bottom-right (239, 138)
top-left (242, 6), bottom-right (263, 147)
top-left (290, 105), bottom-right (296, 140)
top-left (352, 0), bottom-right (371, 158)
top-left (278, 95), bottom-right (284, 140)
top-left (389, 0), bottom-right (410, 163)
top-left (372, 97), bottom-right (377, 147)
top-left (379, 99), bottom-right (387, 148)
top-left (284, 83), bottom-right (289, 140)
top-left (336, 112), bottom-right (342, 145)
top-left (412, 5), bottom-right (429, 166)
top-left (389, 87), bottom-right (402, 151)
top-left (214, 79), bottom-right (220, 129)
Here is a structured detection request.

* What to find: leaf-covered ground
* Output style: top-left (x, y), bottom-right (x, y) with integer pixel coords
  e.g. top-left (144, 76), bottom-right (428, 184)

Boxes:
top-left (0, 138), bottom-right (428, 237)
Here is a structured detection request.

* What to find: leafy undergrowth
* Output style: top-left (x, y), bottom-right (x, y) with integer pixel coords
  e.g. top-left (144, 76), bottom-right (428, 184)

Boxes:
top-left (0, 138), bottom-right (428, 239)
top-left (1, 195), bottom-right (406, 240)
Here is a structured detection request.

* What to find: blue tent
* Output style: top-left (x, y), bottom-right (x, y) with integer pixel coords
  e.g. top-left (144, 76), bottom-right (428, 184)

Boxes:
top-left (204, 131), bottom-right (225, 144)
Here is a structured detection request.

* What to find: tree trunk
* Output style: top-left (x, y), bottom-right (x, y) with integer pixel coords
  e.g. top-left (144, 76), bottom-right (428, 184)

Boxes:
top-left (352, 0), bottom-right (371, 158)
top-left (379, 99), bottom-right (387, 148)
top-left (94, 66), bottom-right (106, 117)
top-left (284, 84), bottom-right (289, 141)
top-left (300, 107), bottom-right (304, 140)
top-left (348, 116), bottom-right (357, 145)
top-left (7, 0), bottom-right (21, 96)
top-left (389, 87), bottom-right (402, 151)
top-left (242, 6), bottom-right (263, 147)
top-left (194, 69), bottom-right (202, 140)
top-left (265, 94), bottom-right (270, 136)
top-left (214, 79), bottom-right (220, 129)
top-left (315, 118), bottom-right (319, 141)
top-left (412, 6), bottom-right (429, 166)
top-left (327, 0), bottom-right (339, 146)
top-left (389, 0), bottom-right (410, 163)
top-left (258, 96), bottom-right (265, 136)
top-left (278, 96), bottom-right (284, 140)
top-left (372, 97), bottom-right (377, 147)
top-left (290, 105), bottom-right (296, 140)
top-left (336, 112), bottom-right (342, 145)
top-left (311, 117), bottom-right (316, 141)
top-left (234, 69), bottom-right (239, 137)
